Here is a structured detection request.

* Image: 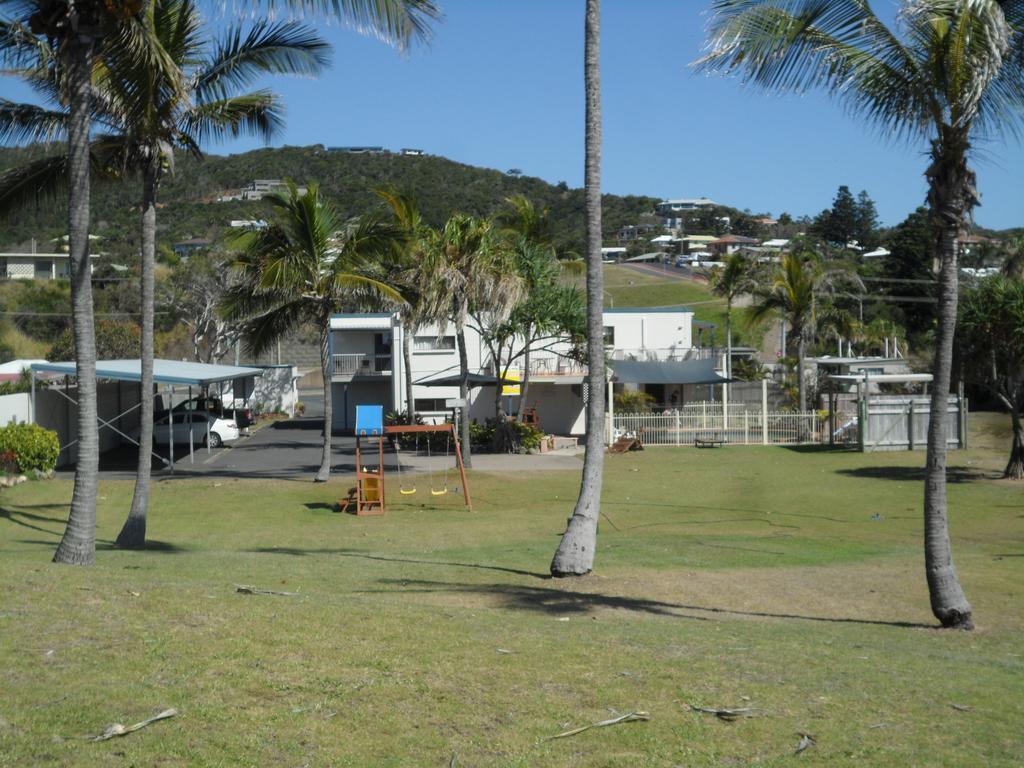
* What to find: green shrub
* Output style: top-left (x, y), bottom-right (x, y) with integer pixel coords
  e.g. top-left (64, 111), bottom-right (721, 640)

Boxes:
top-left (469, 419), bottom-right (545, 453)
top-left (0, 423), bottom-right (60, 473)
top-left (614, 390), bottom-right (656, 413)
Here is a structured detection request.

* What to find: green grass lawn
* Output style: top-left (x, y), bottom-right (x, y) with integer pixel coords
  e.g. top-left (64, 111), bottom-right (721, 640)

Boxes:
top-left (1, 418), bottom-right (1022, 766)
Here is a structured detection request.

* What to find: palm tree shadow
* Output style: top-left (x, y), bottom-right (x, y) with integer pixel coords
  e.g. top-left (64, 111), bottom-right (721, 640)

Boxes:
top-left (248, 546), bottom-right (549, 580)
top-left (0, 504), bottom-right (66, 536)
top-left (836, 466), bottom-right (991, 483)
top-left (365, 578), bottom-right (936, 630)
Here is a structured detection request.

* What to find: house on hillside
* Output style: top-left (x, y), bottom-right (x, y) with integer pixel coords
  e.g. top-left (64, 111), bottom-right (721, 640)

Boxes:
top-left (172, 238), bottom-right (212, 259)
top-left (708, 234), bottom-right (760, 258)
top-left (0, 251), bottom-right (99, 280)
top-left (326, 308), bottom-right (729, 436)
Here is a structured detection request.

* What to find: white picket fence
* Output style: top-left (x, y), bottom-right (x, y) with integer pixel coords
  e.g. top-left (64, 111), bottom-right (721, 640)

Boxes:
top-left (613, 402), bottom-right (828, 447)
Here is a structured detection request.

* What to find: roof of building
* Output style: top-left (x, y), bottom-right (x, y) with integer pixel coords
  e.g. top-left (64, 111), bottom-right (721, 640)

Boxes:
top-left (605, 307), bottom-right (692, 315)
top-left (710, 235), bottom-right (760, 245)
top-left (330, 313), bottom-right (395, 331)
top-left (658, 198), bottom-right (718, 206)
top-left (31, 359), bottom-right (263, 386)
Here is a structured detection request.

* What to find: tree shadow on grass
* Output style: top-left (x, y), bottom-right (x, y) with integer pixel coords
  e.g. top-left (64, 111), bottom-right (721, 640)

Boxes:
top-left (0, 503), bottom-right (67, 536)
top-left (366, 578), bottom-right (936, 630)
top-left (782, 444), bottom-right (859, 454)
top-left (248, 546), bottom-right (549, 580)
top-left (836, 466), bottom-right (991, 483)
top-left (97, 539), bottom-right (187, 553)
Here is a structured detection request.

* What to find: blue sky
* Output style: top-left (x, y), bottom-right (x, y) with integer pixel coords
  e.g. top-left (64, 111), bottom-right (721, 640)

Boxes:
top-left (6, 1), bottom-right (1023, 228)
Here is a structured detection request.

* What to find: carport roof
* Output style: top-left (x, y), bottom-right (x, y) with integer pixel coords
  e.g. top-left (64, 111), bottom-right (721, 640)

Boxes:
top-left (31, 358), bottom-right (263, 386)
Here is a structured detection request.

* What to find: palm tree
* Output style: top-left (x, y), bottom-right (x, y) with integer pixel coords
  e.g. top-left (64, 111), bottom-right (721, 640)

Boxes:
top-left (0, 0), bottom-right (437, 565)
top-left (710, 251), bottom-right (752, 408)
top-left (550, 0), bottom-right (603, 577)
top-left (2, 0), bottom-right (330, 549)
top-left (375, 187), bottom-right (432, 420)
top-left (747, 251), bottom-right (854, 412)
top-left (1, 3), bottom-right (172, 566)
top-left (223, 183), bottom-right (404, 482)
top-left (699, 0), bottom-right (1024, 628)
top-left (422, 214), bottom-right (523, 469)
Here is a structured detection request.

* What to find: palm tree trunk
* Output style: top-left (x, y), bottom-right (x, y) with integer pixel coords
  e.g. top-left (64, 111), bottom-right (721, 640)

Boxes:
top-left (402, 320), bottom-right (415, 419)
top-left (456, 324), bottom-right (472, 468)
top-left (922, 136), bottom-right (974, 629)
top-left (521, 331), bottom-right (532, 411)
top-left (54, 33), bottom-right (98, 566)
top-left (117, 163), bottom-right (159, 548)
top-left (551, 0), bottom-right (603, 577)
top-left (315, 317), bottom-right (332, 482)
top-left (1004, 407), bottom-right (1023, 480)
top-left (797, 332), bottom-right (806, 412)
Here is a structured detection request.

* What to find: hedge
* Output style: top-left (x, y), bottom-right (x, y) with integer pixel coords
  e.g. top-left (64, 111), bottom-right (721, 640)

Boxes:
top-left (0, 423), bottom-right (61, 473)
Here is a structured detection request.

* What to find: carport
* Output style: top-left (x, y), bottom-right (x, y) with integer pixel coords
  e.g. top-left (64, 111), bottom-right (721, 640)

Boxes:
top-left (30, 359), bottom-right (263, 471)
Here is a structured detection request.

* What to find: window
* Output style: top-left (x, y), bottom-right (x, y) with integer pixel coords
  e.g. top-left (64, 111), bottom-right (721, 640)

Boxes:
top-left (602, 326), bottom-right (615, 346)
top-left (413, 335), bottom-right (456, 352)
top-left (414, 398), bottom-right (449, 411)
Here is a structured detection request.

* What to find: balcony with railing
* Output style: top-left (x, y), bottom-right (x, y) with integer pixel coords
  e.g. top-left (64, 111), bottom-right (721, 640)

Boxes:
top-left (523, 347), bottom-right (720, 378)
top-left (608, 346), bottom-right (720, 363)
top-left (332, 353), bottom-right (392, 379)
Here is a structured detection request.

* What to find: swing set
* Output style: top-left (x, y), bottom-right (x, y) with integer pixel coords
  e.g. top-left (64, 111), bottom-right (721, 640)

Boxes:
top-left (341, 405), bottom-right (472, 516)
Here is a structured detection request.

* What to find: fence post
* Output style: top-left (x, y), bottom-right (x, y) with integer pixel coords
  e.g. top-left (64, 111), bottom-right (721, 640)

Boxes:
top-left (675, 410), bottom-right (680, 446)
top-left (907, 405), bottom-right (915, 451)
top-left (761, 378), bottom-right (768, 445)
top-left (702, 401), bottom-right (707, 431)
top-left (744, 410), bottom-right (749, 445)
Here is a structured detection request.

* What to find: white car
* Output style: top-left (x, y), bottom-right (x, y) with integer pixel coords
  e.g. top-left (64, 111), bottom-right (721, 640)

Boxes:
top-left (137, 411), bottom-right (240, 448)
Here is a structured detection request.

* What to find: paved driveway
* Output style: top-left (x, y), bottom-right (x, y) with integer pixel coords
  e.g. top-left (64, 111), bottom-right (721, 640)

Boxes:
top-left (71, 391), bottom-right (582, 481)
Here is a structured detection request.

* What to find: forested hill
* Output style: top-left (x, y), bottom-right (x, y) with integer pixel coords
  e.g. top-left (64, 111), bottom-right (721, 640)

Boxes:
top-left (0, 144), bottom-right (658, 262)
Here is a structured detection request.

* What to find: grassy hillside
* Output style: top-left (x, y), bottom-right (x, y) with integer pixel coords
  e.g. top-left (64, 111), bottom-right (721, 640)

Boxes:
top-left (598, 265), bottom-right (765, 348)
top-left (0, 144), bottom-right (658, 262)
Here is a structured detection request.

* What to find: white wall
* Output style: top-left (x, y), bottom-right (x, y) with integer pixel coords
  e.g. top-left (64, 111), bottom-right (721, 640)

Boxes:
top-left (603, 309), bottom-right (693, 351)
top-left (0, 393), bottom-right (30, 425)
top-left (528, 383), bottom-right (586, 435)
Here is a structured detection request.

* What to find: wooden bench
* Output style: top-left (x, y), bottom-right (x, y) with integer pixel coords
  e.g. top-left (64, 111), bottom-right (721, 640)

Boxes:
top-left (694, 433), bottom-right (727, 448)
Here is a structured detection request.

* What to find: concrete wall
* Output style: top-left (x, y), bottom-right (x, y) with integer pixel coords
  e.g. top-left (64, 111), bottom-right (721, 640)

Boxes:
top-left (0, 393), bottom-right (31, 425)
top-left (603, 309), bottom-right (693, 351)
top-left (528, 383), bottom-right (586, 435)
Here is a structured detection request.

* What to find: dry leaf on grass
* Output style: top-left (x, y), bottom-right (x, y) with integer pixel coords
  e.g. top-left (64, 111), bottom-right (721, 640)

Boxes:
top-left (795, 732), bottom-right (816, 754)
top-left (687, 704), bottom-right (759, 721)
top-left (91, 708), bottom-right (178, 742)
top-left (545, 711), bottom-right (650, 740)
top-left (235, 585), bottom-right (298, 597)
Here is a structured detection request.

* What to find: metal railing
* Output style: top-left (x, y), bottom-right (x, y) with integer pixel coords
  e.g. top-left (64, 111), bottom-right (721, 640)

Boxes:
top-left (613, 404), bottom-right (830, 447)
top-left (609, 347), bottom-right (720, 363)
top-left (526, 353), bottom-right (587, 376)
top-left (331, 353), bottom-right (392, 377)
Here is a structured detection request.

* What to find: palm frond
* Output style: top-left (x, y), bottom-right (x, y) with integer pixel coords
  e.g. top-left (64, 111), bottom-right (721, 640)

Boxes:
top-left (0, 99), bottom-right (66, 143)
top-left (697, 0), bottom-right (930, 139)
top-left (274, 0), bottom-right (440, 51)
top-left (181, 91), bottom-right (283, 145)
top-left (195, 20), bottom-right (331, 102)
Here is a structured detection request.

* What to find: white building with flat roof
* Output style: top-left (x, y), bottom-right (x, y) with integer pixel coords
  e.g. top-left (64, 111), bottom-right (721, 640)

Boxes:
top-left (327, 307), bottom-right (725, 435)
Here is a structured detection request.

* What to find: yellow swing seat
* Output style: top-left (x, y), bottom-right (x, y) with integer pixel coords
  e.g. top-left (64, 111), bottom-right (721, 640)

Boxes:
top-left (430, 488), bottom-right (448, 496)
top-left (399, 487), bottom-right (417, 496)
